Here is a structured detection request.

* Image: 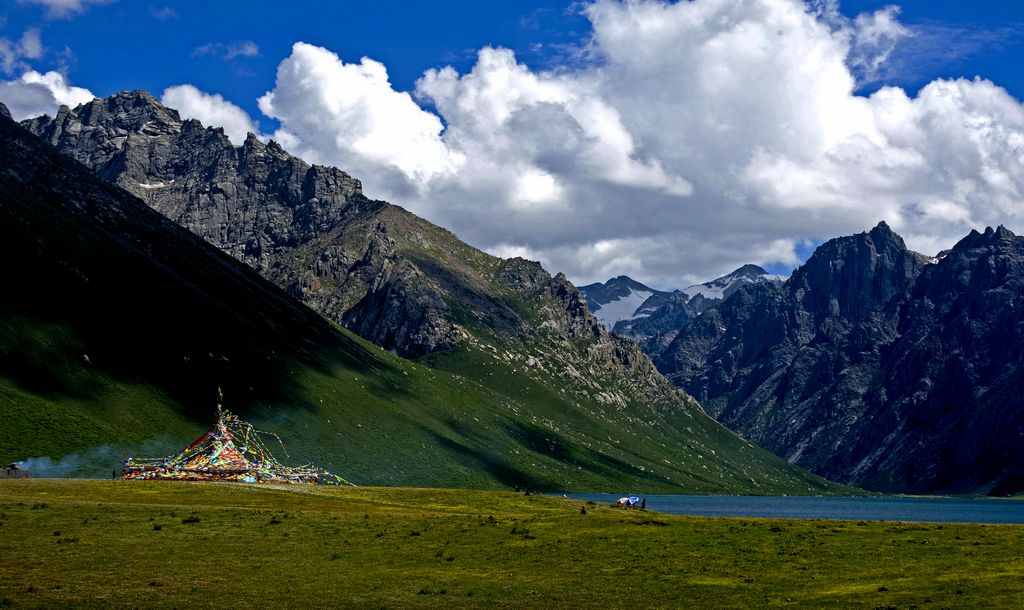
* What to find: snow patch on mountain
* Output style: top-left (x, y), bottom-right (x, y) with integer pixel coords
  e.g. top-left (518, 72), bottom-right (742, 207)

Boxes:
top-left (592, 289), bottom-right (653, 329)
top-left (681, 265), bottom-right (785, 301)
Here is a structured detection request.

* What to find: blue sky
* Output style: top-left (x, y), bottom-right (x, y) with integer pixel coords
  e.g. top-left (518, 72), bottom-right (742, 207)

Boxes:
top-left (3, 1), bottom-right (1024, 287)
top-left (6, 1), bottom-right (1024, 134)
top-left (2, 1), bottom-right (596, 130)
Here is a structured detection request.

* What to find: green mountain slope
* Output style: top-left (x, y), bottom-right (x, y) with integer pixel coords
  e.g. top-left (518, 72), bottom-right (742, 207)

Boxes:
top-left (0, 107), bottom-right (842, 493)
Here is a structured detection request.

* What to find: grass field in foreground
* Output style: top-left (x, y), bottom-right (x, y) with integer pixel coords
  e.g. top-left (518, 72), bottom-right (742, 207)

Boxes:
top-left (1, 481), bottom-right (1022, 608)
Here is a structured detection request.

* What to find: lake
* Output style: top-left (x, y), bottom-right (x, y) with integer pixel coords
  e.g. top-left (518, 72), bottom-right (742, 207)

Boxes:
top-left (567, 493), bottom-right (1024, 524)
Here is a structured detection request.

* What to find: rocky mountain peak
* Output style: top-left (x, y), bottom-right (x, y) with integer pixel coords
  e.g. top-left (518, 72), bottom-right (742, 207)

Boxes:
top-left (74, 89), bottom-right (180, 131)
top-left (788, 221), bottom-right (922, 321)
top-left (0, 102), bottom-right (10, 121)
top-left (608, 275), bottom-right (653, 290)
top-left (23, 91), bottom-right (362, 269)
top-left (498, 257), bottom-right (549, 294)
top-left (680, 263), bottom-right (783, 302)
top-left (954, 225), bottom-right (1019, 252)
top-left (869, 219), bottom-right (892, 234)
top-left (994, 224), bottom-right (1017, 240)
top-left (577, 275), bottom-right (671, 333)
top-left (867, 220), bottom-right (909, 249)
top-left (726, 264), bottom-right (770, 279)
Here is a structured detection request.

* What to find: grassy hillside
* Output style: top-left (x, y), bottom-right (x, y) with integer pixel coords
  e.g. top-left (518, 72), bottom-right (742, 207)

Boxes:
top-left (2, 480), bottom-right (1022, 608)
top-left (0, 314), bottom-right (834, 493)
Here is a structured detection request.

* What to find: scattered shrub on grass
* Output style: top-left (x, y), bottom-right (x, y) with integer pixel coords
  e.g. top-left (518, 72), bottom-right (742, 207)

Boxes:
top-left (510, 526), bottom-right (536, 540)
top-left (417, 587), bottom-right (447, 596)
top-left (409, 530), bottom-right (421, 536)
top-left (153, 524), bottom-right (162, 531)
top-left (31, 502), bottom-right (47, 510)
top-left (268, 516), bottom-right (282, 525)
top-left (330, 553), bottom-right (342, 561)
top-left (181, 516), bottom-right (200, 524)
top-left (52, 531), bottom-right (60, 536)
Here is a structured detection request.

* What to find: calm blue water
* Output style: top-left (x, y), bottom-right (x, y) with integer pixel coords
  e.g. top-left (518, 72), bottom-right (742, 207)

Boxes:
top-left (567, 494), bottom-right (1024, 524)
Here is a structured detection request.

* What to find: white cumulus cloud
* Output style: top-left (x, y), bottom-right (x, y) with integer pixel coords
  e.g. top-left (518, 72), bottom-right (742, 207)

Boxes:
top-left (161, 84), bottom-right (261, 145)
top-left (258, 42), bottom-right (461, 195)
top-left (251, 0), bottom-right (1024, 289)
top-left (0, 69), bottom-right (94, 120)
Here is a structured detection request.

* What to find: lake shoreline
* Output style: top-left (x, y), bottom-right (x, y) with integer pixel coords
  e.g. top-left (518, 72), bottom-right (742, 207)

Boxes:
top-left (566, 492), bottom-right (1024, 524)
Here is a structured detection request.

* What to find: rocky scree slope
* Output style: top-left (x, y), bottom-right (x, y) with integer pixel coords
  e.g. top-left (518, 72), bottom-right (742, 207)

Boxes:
top-left (656, 222), bottom-right (1024, 495)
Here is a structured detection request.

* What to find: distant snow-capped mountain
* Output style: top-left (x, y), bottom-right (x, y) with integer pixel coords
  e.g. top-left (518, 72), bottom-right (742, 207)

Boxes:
top-left (579, 265), bottom-right (786, 336)
top-left (681, 264), bottom-right (786, 301)
top-left (578, 276), bottom-right (672, 331)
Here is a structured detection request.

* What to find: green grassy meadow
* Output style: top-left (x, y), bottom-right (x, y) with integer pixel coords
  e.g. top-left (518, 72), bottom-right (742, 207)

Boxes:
top-left (1, 480), bottom-right (1021, 608)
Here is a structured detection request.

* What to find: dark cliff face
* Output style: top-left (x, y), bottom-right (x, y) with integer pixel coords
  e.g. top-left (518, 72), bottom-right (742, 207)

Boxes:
top-left (787, 222), bottom-right (924, 323)
top-left (855, 225), bottom-right (1024, 494)
top-left (655, 222), bottom-right (1024, 494)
